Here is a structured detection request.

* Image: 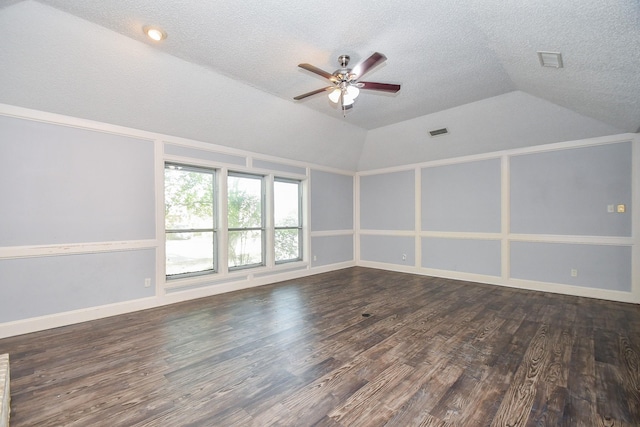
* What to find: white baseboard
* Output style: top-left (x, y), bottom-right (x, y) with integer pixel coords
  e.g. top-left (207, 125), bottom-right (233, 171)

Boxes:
top-left (0, 262), bottom-right (355, 339)
top-left (357, 260), bottom-right (639, 304)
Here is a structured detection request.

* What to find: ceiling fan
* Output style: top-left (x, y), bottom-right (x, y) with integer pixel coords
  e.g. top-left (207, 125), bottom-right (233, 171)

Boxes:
top-left (294, 52), bottom-right (401, 115)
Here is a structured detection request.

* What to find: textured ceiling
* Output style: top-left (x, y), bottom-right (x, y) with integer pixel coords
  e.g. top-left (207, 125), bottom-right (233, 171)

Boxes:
top-left (21, 0), bottom-right (640, 132)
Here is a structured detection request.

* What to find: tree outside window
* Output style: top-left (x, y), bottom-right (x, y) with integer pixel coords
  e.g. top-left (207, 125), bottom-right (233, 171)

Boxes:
top-left (227, 173), bottom-right (264, 269)
top-left (165, 164), bottom-right (216, 277)
top-left (274, 179), bottom-right (302, 263)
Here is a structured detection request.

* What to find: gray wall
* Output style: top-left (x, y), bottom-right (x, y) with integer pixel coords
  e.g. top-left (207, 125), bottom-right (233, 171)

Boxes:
top-left (360, 235), bottom-right (415, 266)
top-left (510, 143), bottom-right (632, 236)
top-left (165, 143), bottom-right (246, 166)
top-left (0, 115), bottom-right (358, 329)
top-left (0, 115), bottom-right (158, 323)
top-left (422, 159), bottom-right (501, 232)
top-left (360, 170), bottom-right (415, 230)
top-left (310, 170), bottom-right (353, 231)
top-left (0, 116), bottom-right (156, 246)
top-left (511, 242), bottom-right (631, 291)
top-left (358, 140), bottom-right (634, 294)
top-left (0, 110), bottom-right (634, 330)
top-left (422, 237), bottom-right (501, 276)
top-left (310, 170), bottom-right (355, 267)
top-left (0, 250), bottom-right (156, 322)
top-left (311, 235), bottom-right (353, 267)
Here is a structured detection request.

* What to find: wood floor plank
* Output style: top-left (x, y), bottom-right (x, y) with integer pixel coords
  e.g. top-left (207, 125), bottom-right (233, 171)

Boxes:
top-left (490, 323), bottom-right (551, 426)
top-left (0, 267), bottom-right (638, 426)
top-left (617, 334), bottom-right (640, 421)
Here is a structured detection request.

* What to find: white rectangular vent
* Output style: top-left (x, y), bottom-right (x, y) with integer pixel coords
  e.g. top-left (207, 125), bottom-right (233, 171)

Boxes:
top-left (429, 128), bottom-right (449, 137)
top-left (537, 51), bottom-right (563, 68)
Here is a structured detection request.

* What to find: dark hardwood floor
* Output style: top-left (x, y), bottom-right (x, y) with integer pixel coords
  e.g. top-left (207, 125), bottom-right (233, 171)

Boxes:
top-left (1, 267), bottom-right (639, 426)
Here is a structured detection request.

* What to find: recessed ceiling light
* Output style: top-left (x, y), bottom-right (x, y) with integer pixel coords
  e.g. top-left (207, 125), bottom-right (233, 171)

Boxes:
top-left (537, 51), bottom-right (563, 68)
top-left (144, 26), bottom-right (166, 41)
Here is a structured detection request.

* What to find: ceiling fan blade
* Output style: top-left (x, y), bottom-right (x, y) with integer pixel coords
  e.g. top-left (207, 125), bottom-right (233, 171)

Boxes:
top-left (351, 52), bottom-right (387, 79)
top-left (293, 86), bottom-right (335, 100)
top-left (298, 64), bottom-right (338, 82)
top-left (358, 81), bottom-right (401, 93)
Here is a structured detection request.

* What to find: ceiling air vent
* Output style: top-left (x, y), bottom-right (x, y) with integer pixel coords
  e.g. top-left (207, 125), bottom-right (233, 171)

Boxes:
top-left (429, 127), bottom-right (449, 137)
top-left (537, 51), bottom-right (563, 68)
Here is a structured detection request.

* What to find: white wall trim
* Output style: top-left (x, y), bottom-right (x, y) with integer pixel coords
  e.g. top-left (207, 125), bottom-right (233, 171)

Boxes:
top-left (154, 139), bottom-right (167, 297)
top-left (359, 229), bottom-right (420, 237)
top-left (310, 230), bottom-right (355, 237)
top-left (164, 154), bottom-right (250, 173)
top-left (508, 234), bottom-right (634, 245)
top-left (632, 134), bottom-right (640, 300)
top-left (354, 173), bottom-right (361, 263)
top-left (501, 154), bottom-right (511, 281)
top-left (414, 166), bottom-right (421, 269)
top-left (420, 231), bottom-right (503, 240)
top-left (0, 240), bottom-right (158, 260)
top-left (166, 143), bottom-right (317, 180)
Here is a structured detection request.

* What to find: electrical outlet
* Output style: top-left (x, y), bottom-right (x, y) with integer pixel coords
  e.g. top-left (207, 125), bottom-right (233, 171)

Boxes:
top-left (144, 278), bottom-right (151, 287)
top-left (570, 269), bottom-right (578, 277)
top-left (402, 254), bottom-right (407, 261)
top-left (617, 204), bottom-right (626, 213)
top-left (313, 255), bottom-right (317, 261)
top-left (607, 204), bottom-right (614, 213)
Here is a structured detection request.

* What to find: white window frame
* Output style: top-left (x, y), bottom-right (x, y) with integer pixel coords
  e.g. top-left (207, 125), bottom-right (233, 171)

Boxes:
top-left (274, 177), bottom-right (303, 264)
top-left (164, 162), bottom-right (217, 279)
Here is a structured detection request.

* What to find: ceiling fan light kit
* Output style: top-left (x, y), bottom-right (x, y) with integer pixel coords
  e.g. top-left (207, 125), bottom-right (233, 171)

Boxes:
top-left (294, 52), bottom-right (401, 116)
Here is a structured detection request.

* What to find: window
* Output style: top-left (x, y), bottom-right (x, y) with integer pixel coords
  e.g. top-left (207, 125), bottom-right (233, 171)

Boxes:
top-left (227, 173), bottom-right (265, 269)
top-left (274, 178), bottom-right (302, 263)
top-left (164, 164), bottom-right (216, 278)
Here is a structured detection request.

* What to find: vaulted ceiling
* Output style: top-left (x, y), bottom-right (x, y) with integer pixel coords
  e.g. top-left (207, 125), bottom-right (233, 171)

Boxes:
top-left (0, 0), bottom-right (638, 170)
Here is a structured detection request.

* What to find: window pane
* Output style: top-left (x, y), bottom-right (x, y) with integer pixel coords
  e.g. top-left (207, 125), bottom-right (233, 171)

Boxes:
top-left (228, 230), bottom-right (263, 267)
top-left (165, 164), bottom-right (216, 278)
top-left (165, 167), bottom-right (214, 230)
top-left (274, 181), bottom-right (300, 227)
top-left (275, 229), bottom-right (300, 262)
top-left (228, 175), bottom-right (262, 228)
top-left (166, 232), bottom-right (214, 276)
